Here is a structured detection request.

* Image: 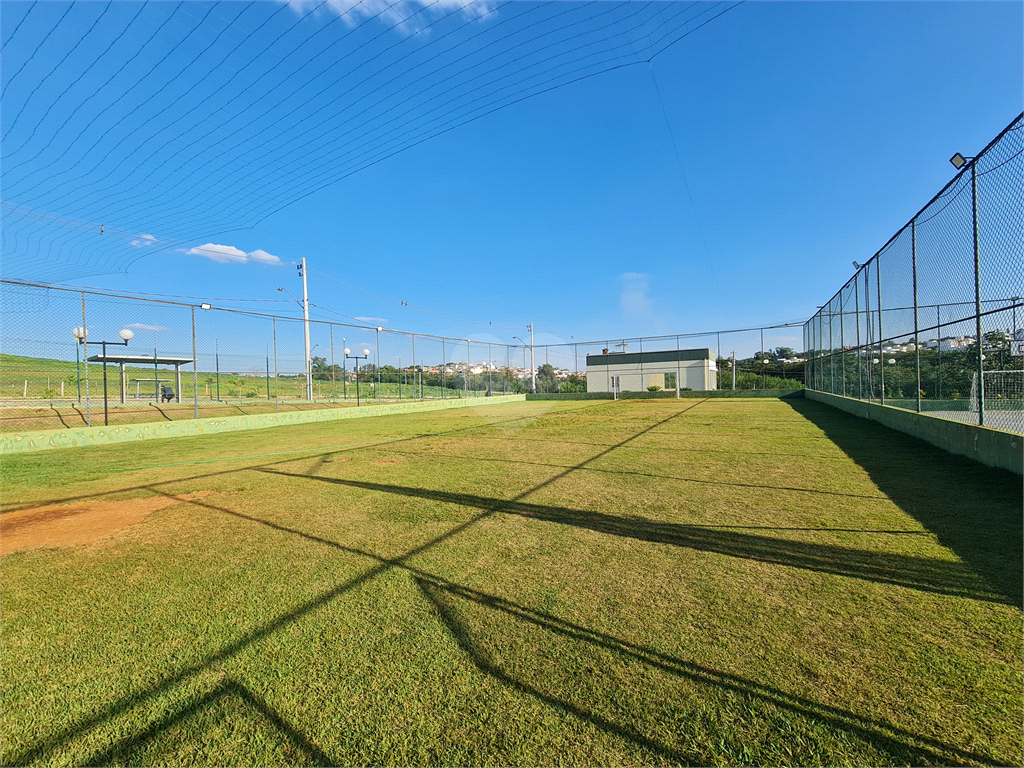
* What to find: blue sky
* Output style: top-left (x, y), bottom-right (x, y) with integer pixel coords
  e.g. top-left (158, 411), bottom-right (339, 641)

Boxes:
top-left (1, 0), bottom-right (1022, 361)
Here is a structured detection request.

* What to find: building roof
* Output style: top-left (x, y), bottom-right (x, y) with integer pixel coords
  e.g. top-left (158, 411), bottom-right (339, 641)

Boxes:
top-left (586, 348), bottom-right (713, 367)
top-left (86, 353), bottom-right (195, 365)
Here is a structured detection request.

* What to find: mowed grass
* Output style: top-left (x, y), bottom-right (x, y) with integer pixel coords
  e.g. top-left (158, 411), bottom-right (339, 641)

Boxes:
top-left (1, 398), bottom-right (1020, 767)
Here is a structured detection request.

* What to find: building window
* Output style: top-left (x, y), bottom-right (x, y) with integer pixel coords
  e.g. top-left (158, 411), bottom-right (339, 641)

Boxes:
top-left (665, 372), bottom-right (677, 390)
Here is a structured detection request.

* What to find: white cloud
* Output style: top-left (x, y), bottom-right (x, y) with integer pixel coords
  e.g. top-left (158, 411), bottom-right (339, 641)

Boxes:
top-left (617, 272), bottom-right (652, 318)
top-left (248, 249), bottom-right (282, 265)
top-left (126, 323), bottom-right (168, 332)
top-left (130, 233), bottom-right (157, 247)
top-left (186, 243), bottom-right (281, 265)
top-left (287, 0), bottom-right (497, 35)
top-left (354, 316), bottom-right (388, 324)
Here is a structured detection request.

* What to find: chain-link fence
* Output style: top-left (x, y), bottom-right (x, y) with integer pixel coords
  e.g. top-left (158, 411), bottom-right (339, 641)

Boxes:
top-left (0, 276), bottom-right (806, 432)
top-left (533, 324), bottom-right (805, 395)
top-left (0, 282), bottom-right (529, 433)
top-left (805, 113), bottom-right (1024, 434)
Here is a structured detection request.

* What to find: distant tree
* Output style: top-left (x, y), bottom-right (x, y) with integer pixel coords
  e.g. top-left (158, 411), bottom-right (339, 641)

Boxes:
top-left (536, 363), bottom-right (557, 393)
top-left (773, 346), bottom-right (796, 359)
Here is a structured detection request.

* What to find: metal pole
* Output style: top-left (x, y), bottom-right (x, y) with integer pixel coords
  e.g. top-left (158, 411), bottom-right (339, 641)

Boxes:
top-left (442, 338), bottom-right (446, 398)
top-left (529, 323), bottom-right (536, 394)
top-left (81, 292), bottom-right (90, 426)
top-left (153, 346), bottom-right (159, 404)
top-left (677, 334), bottom-right (682, 396)
top-left (877, 257), bottom-right (885, 405)
top-left (192, 307), bottom-right (199, 419)
top-left (266, 354), bottom-right (271, 400)
top-left (376, 327), bottom-right (381, 404)
top-left (301, 257), bottom-right (312, 401)
top-left (356, 359), bottom-right (360, 406)
top-left (760, 327), bottom-right (765, 390)
top-left (342, 337), bottom-right (347, 400)
top-left (411, 334), bottom-right (418, 399)
top-left (330, 325), bottom-right (336, 401)
top-left (506, 344), bottom-right (510, 395)
top-left (75, 339), bottom-right (82, 404)
top-left (489, 342), bottom-right (492, 393)
top-left (274, 319), bottom-right (279, 413)
top-left (398, 357), bottom-right (402, 400)
top-left (102, 340), bottom-right (109, 426)
top-left (215, 340), bottom-right (220, 402)
top-left (839, 292), bottom-right (845, 396)
top-left (855, 274), bottom-right (862, 400)
top-left (971, 162), bottom-right (985, 426)
top-left (912, 221), bottom-right (921, 412)
top-left (864, 269), bottom-right (872, 402)
top-left (936, 306), bottom-right (942, 400)
top-left (466, 338), bottom-right (471, 397)
top-left (732, 352), bottom-right (736, 390)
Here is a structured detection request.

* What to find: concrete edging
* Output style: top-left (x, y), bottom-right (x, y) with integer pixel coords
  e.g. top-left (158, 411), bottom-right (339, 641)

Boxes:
top-left (1, 395), bottom-right (527, 454)
top-left (805, 389), bottom-right (1022, 475)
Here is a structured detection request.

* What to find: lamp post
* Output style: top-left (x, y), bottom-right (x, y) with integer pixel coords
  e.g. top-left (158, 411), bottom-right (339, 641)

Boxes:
top-left (343, 348), bottom-right (370, 406)
top-left (92, 329), bottom-right (135, 426)
top-left (342, 338), bottom-right (347, 400)
top-left (888, 357), bottom-right (897, 399)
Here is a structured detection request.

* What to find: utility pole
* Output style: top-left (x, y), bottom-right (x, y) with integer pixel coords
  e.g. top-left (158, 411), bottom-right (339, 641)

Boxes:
top-left (300, 258), bottom-right (312, 401)
top-left (529, 323), bottom-right (536, 394)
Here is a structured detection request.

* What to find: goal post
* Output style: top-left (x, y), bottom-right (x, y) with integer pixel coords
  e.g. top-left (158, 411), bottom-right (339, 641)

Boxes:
top-left (970, 370), bottom-right (1024, 412)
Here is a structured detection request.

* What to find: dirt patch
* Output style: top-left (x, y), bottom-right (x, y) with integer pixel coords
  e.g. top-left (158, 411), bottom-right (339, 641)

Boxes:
top-left (1, 491), bottom-right (219, 555)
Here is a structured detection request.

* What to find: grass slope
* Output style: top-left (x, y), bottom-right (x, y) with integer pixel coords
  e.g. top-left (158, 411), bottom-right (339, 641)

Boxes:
top-left (1, 399), bottom-right (1020, 766)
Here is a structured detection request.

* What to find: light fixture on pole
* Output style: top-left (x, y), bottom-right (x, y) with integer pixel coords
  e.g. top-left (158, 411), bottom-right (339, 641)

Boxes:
top-left (949, 153), bottom-right (971, 170)
top-left (343, 347), bottom-right (370, 406)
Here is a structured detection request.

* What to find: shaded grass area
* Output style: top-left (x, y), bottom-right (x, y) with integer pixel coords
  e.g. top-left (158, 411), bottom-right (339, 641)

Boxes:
top-left (1, 399), bottom-right (1020, 766)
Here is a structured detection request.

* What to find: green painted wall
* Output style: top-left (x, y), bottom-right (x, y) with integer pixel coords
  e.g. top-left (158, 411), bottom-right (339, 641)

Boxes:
top-left (806, 389), bottom-right (1022, 476)
top-left (1, 395), bottom-right (526, 454)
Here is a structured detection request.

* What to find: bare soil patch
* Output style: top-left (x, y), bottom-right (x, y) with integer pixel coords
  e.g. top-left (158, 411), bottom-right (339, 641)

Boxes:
top-left (1, 491), bottom-right (218, 555)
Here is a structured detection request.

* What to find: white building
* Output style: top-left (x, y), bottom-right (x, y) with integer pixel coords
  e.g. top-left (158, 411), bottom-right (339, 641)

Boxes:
top-left (586, 348), bottom-right (717, 393)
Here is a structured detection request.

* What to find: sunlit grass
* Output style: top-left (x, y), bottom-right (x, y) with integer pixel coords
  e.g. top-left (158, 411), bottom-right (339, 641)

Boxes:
top-left (1, 398), bottom-right (1020, 766)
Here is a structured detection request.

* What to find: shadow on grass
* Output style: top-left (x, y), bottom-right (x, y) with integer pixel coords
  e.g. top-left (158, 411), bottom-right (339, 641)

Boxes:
top-left (7, 406), bottom-right (698, 765)
top-left (82, 680), bottom-right (334, 767)
top-left (262, 469), bottom-right (1004, 604)
top-left (784, 398), bottom-right (1023, 608)
top-left (417, 578), bottom-right (990, 766)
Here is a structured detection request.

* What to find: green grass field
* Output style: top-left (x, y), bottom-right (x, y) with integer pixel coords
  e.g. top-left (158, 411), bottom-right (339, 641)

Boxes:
top-left (1, 398), bottom-right (1020, 766)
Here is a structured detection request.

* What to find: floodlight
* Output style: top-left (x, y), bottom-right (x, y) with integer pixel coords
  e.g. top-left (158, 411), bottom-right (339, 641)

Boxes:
top-left (277, 287), bottom-right (283, 291)
top-left (363, 348), bottom-right (370, 356)
top-left (853, 261), bottom-right (861, 270)
top-left (377, 326), bottom-right (383, 331)
top-left (888, 358), bottom-right (896, 365)
top-left (343, 347), bottom-right (351, 355)
top-left (201, 303), bottom-right (212, 310)
top-left (72, 326), bottom-right (87, 340)
top-left (119, 329), bottom-right (134, 341)
top-left (872, 358), bottom-right (880, 364)
top-left (949, 153), bottom-right (968, 169)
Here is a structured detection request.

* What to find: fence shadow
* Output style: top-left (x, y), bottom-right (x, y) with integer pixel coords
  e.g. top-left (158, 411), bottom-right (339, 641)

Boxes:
top-left (82, 680), bottom-right (334, 767)
top-left (262, 469), bottom-right (1004, 604)
top-left (416, 578), bottom-right (989, 765)
top-left (784, 398), bottom-right (1023, 608)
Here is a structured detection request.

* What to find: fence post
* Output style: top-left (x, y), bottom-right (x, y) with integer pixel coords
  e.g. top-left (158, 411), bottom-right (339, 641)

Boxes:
top-left (855, 273), bottom-right (862, 400)
top-left (330, 324), bottom-right (336, 401)
top-left (81, 292), bottom-right (91, 426)
top-left (839, 294), bottom-right (845, 396)
top-left (912, 220), bottom-right (921, 413)
top-left (273, 319), bottom-right (279, 412)
top-left (877, 258), bottom-right (885, 405)
top-left (971, 161), bottom-right (985, 426)
top-left (215, 340), bottom-right (220, 402)
top-left (192, 306), bottom-right (199, 420)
